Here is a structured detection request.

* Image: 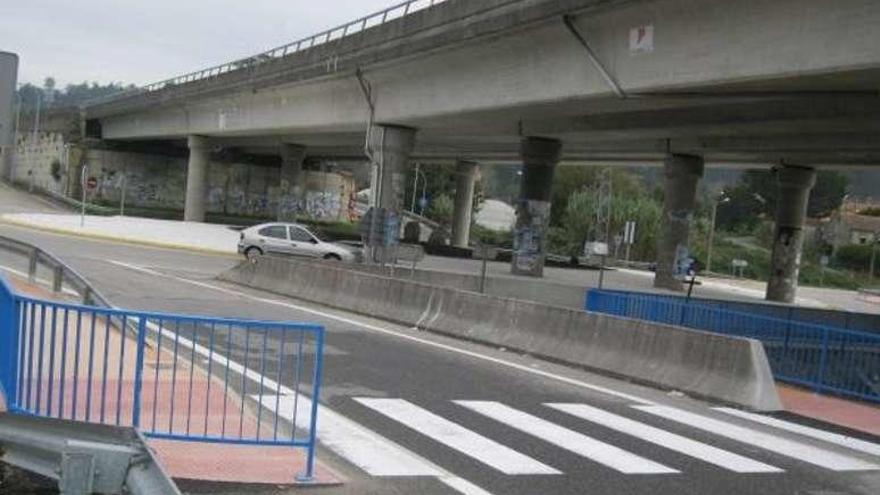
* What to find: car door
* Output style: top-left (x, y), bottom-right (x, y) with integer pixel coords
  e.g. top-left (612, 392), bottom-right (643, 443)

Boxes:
top-left (288, 226), bottom-right (322, 257)
top-left (256, 225), bottom-right (292, 255)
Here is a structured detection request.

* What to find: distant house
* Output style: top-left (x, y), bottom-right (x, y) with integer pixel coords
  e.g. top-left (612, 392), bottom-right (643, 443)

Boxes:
top-left (819, 211), bottom-right (880, 253)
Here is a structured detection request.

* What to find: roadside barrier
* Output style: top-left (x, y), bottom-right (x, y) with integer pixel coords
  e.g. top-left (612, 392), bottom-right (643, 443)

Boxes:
top-left (221, 256), bottom-right (782, 411)
top-left (586, 289), bottom-right (880, 404)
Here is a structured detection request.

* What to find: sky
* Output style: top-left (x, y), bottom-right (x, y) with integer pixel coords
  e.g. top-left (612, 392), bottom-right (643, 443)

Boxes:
top-left (2, 0), bottom-right (399, 88)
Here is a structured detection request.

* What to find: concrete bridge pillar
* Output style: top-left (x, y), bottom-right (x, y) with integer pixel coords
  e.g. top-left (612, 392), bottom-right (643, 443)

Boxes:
top-left (279, 144), bottom-right (307, 221)
top-left (451, 160), bottom-right (479, 248)
top-left (766, 165), bottom-right (817, 303)
top-left (370, 125), bottom-right (416, 213)
top-left (512, 137), bottom-right (562, 278)
top-left (654, 153), bottom-right (704, 291)
top-left (184, 135), bottom-right (211, 222)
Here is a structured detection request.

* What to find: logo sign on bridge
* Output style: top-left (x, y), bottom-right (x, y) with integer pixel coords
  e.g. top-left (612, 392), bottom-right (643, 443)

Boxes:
top-left (629, 24), bottom-right (654, 54)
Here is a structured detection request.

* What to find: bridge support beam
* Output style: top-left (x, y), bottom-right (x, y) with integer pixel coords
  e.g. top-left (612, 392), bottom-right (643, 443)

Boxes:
top-left (371, 125), bottom-right (416, 213)
top-left (279, 144), bottom-right (307, 221)
top-left (452, 160), bottom-right (479, 248)
top-left (512, 137), bottom-right (562, 278)
top-left (184, 135), bottom-right (211, 222)
top-left (654, 153), bottom-right (704, 291)
top-left (766, 165), bottom-right (817, 303)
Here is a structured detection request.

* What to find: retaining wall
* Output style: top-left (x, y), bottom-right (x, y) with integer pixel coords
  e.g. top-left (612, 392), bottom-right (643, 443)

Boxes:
top-left (219, 256), bottom-right (782, 411)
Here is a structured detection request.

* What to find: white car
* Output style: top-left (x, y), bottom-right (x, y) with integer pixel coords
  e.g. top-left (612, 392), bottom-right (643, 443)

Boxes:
top-left (237, 223), bottom-right (359, 262)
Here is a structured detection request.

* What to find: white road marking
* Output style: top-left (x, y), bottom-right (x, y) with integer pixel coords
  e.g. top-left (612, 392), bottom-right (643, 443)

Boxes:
top-left (355, 398), bottom-right (560, 475)
top-left (546, 403), bottom-right (782, 473)
top-left (714, 407), bottom-right (880, 458)
top-left (107, 259), bottom-right (656, 405)
top-left (139, 322), bottom-right (491, 494)
top-left (456, 401), bottom-right (677, 474)
top-left (634, 406), bottom-right (880, 471)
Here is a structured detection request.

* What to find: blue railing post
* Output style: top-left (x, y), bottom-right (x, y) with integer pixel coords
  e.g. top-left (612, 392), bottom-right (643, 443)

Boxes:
top-left (816, 327), bottom-right (830, 394)
top-left (298, 329), bottom-right (324, 482)
top-left (131, 316), bottom-right (148, 428)
top-left (0, 275), bottom-right (21, 408)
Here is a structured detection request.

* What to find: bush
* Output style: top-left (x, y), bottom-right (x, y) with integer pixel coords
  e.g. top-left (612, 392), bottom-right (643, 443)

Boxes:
top-left (835, 244), bottom-right (877, 275)
top-left (471, 223), bottom-right (513, 249)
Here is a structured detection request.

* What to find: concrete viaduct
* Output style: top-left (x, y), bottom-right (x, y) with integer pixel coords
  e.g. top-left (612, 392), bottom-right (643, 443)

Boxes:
top-left (81, 0), bottom-right (880, 303)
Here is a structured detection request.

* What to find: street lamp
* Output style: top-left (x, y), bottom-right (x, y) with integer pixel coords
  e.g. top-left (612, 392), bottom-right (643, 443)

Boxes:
top-left (705, 193), bottom-right (730, 274)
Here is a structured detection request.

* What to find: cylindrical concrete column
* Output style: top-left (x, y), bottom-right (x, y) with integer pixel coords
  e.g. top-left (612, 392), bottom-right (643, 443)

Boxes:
top-left (279, 143), bottom-right (307, 221)
top-left (654, 153), bottom-right (705, 291)
top-left (451, 160), bottom-right (479, 248)
top-left (512, 137), bottom-right (562, 278)
top-left (370, 125), bottom-right (417, 213)
top-left (184, 135), bottom-right (211, 222)
top-left (766, 165), bottom-right (817, 303)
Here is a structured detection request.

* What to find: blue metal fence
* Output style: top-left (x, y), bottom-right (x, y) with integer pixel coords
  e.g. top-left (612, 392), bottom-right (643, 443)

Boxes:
top-left (585, 289), bottom-right (880, 404)
top-left (0, 274), bottom-right (325, 481)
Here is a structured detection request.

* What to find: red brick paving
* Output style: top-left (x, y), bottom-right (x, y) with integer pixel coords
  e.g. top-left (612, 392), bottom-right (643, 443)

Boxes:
top-left (778, 384), bottom-right (880, 436)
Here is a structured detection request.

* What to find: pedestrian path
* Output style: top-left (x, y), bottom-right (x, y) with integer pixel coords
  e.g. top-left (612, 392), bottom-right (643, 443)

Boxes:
top-left (269, 395), bottom-right (880, 493)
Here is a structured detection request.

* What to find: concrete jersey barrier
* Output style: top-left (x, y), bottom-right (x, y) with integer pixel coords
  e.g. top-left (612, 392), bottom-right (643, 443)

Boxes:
top-left (219, 256), bottom-right (783, 411)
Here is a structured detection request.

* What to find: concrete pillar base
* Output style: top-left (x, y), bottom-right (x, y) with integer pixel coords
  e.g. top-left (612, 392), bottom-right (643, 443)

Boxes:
top-left (279, 144), bottom-right (307, 221)
top-left (766, 165), bottom-right (817, 303)
top-left (654, 153), bottom-right (704, 291)
top-left (451, 160), bottom-right (479, 248)
top-left (370, 125), bottom-right (416, 212)
top-left (512, 137), bottom-right (562, 278)
top-left (184, 135), bottom-right (211, 223)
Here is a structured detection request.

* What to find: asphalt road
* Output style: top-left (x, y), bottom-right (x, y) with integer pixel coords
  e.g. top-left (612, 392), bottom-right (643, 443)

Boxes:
top-left (1, 191), bottom-right (880, 495)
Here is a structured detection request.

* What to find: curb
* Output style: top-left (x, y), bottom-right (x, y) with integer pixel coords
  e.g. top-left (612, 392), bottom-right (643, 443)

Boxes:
top-left (0, 217), bottom-right (240, 259)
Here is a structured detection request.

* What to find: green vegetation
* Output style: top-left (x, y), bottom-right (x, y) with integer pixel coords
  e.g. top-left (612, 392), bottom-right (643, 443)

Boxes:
top-left (17, 77), bottom-right (135, 111)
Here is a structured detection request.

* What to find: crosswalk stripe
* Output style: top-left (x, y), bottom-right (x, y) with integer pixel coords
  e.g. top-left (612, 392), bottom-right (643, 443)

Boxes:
top-left (634, 406), bottom-right (880, 471)
top-left (355, 398), bottom-right (561, 475)
top-left (714, 407), bottom-right (880, 458)
top-left (546, 403), bottom-right (782, 473)
top-left (456, 401), bottom-right (678, 474)
top-left (256, 394), bottom-right (443, 476)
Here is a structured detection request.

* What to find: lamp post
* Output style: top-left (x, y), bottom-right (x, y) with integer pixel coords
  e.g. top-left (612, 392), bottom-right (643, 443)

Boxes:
top-left (705, 194), bottom-right (730, 274)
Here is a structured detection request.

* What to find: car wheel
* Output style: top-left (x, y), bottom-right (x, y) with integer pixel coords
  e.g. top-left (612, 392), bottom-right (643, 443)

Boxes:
top-left (245, 247), bottom-right (263, 261)
top-left (323, 253), bottom-right (342, 261)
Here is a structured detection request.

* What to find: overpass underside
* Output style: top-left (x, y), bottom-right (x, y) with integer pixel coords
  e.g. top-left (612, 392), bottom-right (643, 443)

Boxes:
top-left (82, 0), bottom-right (880, 302)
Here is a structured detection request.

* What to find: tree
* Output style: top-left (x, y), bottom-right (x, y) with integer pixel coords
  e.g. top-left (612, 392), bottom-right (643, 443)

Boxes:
top-left (715, 168), bottom-right (849, 232)
top-left (550, 167), bottom-right (644, 226)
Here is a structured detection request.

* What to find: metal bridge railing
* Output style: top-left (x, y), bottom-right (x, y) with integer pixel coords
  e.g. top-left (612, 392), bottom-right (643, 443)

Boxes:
top-left (88, 0), bottom-right (449, 105)
top-left (585, 289), bottom-right (880, 404)
top-left (0, 274), bottom-right (325, 480)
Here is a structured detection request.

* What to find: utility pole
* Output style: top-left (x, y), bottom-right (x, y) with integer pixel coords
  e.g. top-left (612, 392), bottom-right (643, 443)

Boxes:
top-left (595, 168), bottom-right (612, 289)
top-left (705, 194), bottom-right (729, 273)
top-left (28, 91), bottom-right (41, 192)
top-left (871, 233), bottom-right (878, 283)
top-left (410, 162), bottom-right (420, 213)
top-left (10, 93), bottom-right (21, 182)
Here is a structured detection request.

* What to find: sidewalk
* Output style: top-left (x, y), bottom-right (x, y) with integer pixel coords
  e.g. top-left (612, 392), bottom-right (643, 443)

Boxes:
top-left (3, 274), bottom-right (340, 487)
top-left (0, 213), bottom-right (240, 256)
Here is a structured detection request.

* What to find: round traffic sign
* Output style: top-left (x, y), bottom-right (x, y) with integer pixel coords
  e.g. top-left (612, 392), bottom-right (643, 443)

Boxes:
top-left (86, 177), bottom-right (98, 191)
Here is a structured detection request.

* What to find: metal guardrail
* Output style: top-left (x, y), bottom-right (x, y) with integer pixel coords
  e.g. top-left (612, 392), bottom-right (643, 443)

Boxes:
top-left (0, 234), bottom-right (112, 307)
top-left (585, 289), bottom-right (880, 404)
top-left (0, 413), bottom-right (181, 494)
top-left (1, 262), bottom-right (326, 481)
top-left (87, 0), bottom-right (449, 106)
